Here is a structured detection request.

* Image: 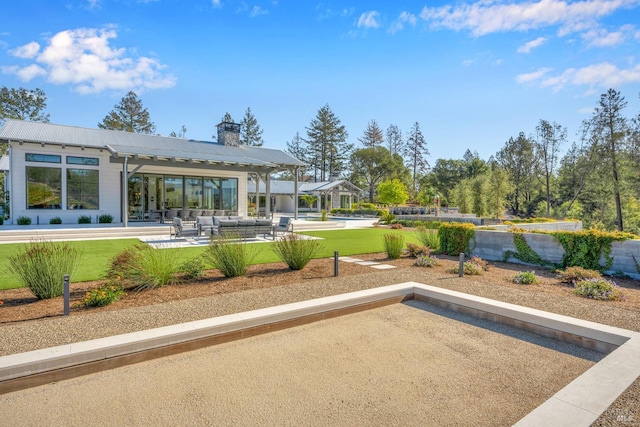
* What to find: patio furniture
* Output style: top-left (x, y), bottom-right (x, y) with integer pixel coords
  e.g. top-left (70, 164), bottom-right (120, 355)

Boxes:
top-left (272, 217), bottom-right (293, 239)
top-left (170, 217), bottom-right (198, 239)
top-left (165, 209), bottom-right (179, 222)
top-left (197, 215), bottom-right (273, 238)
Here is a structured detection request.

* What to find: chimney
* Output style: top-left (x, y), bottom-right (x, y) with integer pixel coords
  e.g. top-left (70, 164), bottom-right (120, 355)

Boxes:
top-left (217, 121), bottom-right (241, 146)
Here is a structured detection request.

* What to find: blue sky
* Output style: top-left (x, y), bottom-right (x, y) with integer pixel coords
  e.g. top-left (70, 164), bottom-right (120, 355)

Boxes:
top-left (1, 0), bottom-right (640, 163)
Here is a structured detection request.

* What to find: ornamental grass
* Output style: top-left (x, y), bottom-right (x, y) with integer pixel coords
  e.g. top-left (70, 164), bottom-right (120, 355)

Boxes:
top-left (272, 234), bottom-right (320, 270)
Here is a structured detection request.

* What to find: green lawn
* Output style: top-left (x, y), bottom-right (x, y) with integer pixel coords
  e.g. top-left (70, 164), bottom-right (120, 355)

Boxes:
top-left (0, 228), bottom-right (420, 291)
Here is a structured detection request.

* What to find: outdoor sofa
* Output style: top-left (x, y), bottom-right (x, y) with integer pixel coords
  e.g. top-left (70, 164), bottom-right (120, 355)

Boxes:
top-left (196, 216), bottom-right (273, 238)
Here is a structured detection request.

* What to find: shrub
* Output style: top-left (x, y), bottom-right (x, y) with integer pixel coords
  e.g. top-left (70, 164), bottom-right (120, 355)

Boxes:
top-left (469, 255), bottom-right (490, 271)
top-left (415, 255), bottom-right (440, 267)
top-left (272, 233), bottom-right (321, 270)
top-left (405, 243), bottom-right (430, 258)
top-left (0, 217), bottom-right (3, 225)
top-left (416, 226), bottom-right (440, 250)
top-left (17, 216), bottom-right (32, 225)
top-left (7, 240), bottom-right (80, 299)
top-left (107, 244), bottom-right (182, 290)
top-left (513, 271), bottom-right (538, 285)
top-left (98, 214), bottom-right (113, 224)
top-left (321, 210), bottom-right (327, 221)
top-left (438, 222), bottom-right (475, 255)
top-left (49, 217), bottom-right (62, 224)
top-left (180, 256), bottom-right (206, 280)
top-left (383, 233), bottom-right (405, 259)
top-left (574, 278), bottom-right (625, 301)
top-left (448, 261), bottom-right (483, 275)
top-left (390, 223), bottom-right (403, 229)
top-left (204, 235), bottom-right (255, 277)
top-left (81, 282), bottom-right (126, 307)
top-left (556, 266), bottom-right (601, 285)
top-left (78, 215), bottom-right (92, 224)
top-left (380, 211), bottom-right (395, 224)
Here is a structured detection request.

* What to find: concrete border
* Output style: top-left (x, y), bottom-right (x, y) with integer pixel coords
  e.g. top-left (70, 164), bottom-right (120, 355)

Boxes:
top-left (1, 282), bottom-right (639, 426)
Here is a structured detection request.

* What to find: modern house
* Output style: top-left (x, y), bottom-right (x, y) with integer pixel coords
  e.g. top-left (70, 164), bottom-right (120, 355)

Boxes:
top-left (248, 178), bottom-right (362, 214)
top-left (0, 120), bottom-right (305, 225)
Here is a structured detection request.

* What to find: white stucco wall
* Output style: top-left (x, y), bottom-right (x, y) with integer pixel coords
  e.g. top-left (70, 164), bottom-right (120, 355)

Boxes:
top-left (9, 141), bottom-right (249, 224)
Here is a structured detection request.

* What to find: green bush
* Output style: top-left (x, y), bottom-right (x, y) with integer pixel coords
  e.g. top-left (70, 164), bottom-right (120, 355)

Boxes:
top-left (574, 278), bottom-right (625, 301)
top-left (180, 256), bottom-right (206, 280)
top-left (438, 222), bottom-right (475, 255)
top-left (383, 233), bottom-right (405, 259)
top-left (49, 217), bottom-right (62, 224)
top-left (415, 255), bottom-right (440, 267)
top-left (0, 217), bottom-right (3, 225)
top-left (380, 211), bottom-right (395, 224)
top-left (395, 219), bottom-right (441, 229)
top-left (272, 233), bottom-right (321, 270)
top-left (78, 215), bottom-right (92, 224)
top-left (107, 243), bottom-right (182, 290)
top-left (321, 210), bottom-right (327, 221)
top-left (513, 271), bottom-right (538, 285)
top-left (556, 266), bottom-right (601, 284)
top-left (7, 240), bottom-right (80, 299)
top-left (98, 214), bottom-right (113, 224)
top-left (448, 261), bottom-right (483, 275)
top-left (81, 282), bottom-right (126, 307)
top-left (204, 235), bottom-right (255, 277)
top-left (416, 226), bottom-right (440, 250)
top-left (17, 216), bottom-right (32, 225)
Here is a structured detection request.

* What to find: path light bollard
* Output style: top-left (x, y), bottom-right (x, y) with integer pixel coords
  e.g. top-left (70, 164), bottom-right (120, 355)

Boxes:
top-left (334, 251), bottom-right (339, 277)
top-left (63, 274), bottom-right (70, 316)
top-left (459, 253), bottom-right (465, 277)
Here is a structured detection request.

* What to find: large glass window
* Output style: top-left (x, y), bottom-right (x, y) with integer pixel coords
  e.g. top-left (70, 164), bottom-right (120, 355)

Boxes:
top-left (185, 177), bottom-right (202, 209)
top-left (67, 169), bottom-right (99, 209)
top-left (221, 178), bottom-right (238, 212)
top-left (164, 176), bottom-right (183, 209)
top-left (203, 178), bottom-right (220, 210)
top-left (128, 174), bottom-right (143, 219)
top-left (26, 167), bottom-right (62, 209)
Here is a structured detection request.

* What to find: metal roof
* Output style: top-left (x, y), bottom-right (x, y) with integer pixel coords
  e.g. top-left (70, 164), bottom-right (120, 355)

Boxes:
top-left (250, 179), bottom-right (362, 195)
top-left (0, 120), bottom-right (305, 170)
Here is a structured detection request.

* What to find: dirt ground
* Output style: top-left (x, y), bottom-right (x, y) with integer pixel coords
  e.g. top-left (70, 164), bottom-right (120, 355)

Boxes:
top-left (2, 253), bottom-right (639, 324)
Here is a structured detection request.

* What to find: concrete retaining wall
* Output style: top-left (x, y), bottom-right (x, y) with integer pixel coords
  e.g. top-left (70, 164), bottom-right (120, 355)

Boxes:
top-left (470, 229), bottom-right (640, 279)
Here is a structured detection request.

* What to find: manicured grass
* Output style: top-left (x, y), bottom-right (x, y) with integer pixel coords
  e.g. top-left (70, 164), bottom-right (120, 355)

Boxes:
top-left (0, 228), bottom-right (421, 291)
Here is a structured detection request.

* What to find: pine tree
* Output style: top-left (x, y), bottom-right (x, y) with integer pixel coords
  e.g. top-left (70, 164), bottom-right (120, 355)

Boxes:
top-left (221, 112), bottom-right (234, 123)
top-left (240, 107), bottom-right (264, 146)
top-left (286, 132), bottom-right (308, 179)
top-left (98, 91), bottom-right (156, 134)
top-left (305, 104), bottom-right (350, 181)
top-left (385, 124), bottom-right (403, 157)
top-left (358, 119), bottom-right (384, 148)
top-left (404, 122), bottom-right (430, 198)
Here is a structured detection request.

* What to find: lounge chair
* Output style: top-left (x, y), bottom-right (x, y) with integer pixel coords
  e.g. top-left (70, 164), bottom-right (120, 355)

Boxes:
top-left (272, 217), bottom-right (293, 239)
top-left (171, 217), bottom-right (198, 239)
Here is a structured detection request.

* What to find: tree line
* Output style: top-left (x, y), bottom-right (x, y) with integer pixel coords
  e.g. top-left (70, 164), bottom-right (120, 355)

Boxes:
top-left (2, 86), bottom-right (639, 233)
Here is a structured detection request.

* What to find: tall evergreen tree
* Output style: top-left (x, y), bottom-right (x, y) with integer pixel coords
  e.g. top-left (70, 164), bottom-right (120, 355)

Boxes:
top-left (535, 119), bottom-right (566, 217)
top-left (496, 132), bottom-right (538, 216)
top-left (98, 91), bottom-right (156, 134)
top-left (240, 107), bottom-right (264, 146)
top-left (286, 132), bottom-right (308, 180)
top-left (385, 124), bottom-right (403, 157)
top-left (358, 119), bottom-right (384, 148)
top-left (586, 88), bottom-right (630, 231)
top-left (221, 112), bottom-right (234, 123)
top-left (305, 104), bottom-right (350, 181)
top-left (404, 121), bottom-right (430, 198)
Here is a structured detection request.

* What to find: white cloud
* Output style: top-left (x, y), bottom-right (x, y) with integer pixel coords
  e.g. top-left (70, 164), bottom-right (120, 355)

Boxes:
top-left (10, 41), bottom-right (40, 58)
top-left (419, 0), bottom-right (638, 37)
top-left (516, 67), bottom-right (553, 83)
top-left (357, 11), bottom-right (380, 29)
top-left (211, 0), bottom-right (222, 7)
top-left (3, 27), bottom-right (176, 94)
top-left (535, 62), bottom-right (640, 91)
top-left (517, 36), bottom-right (547, 53)
top-left (250, 5), bottom-right (268, 17)
top-left (582, 24), bottom-right (635, 47)
top-left (389, 11), bottom-right (417, 34)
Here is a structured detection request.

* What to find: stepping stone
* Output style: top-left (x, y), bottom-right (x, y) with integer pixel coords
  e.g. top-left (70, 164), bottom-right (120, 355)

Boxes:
top-left (370, 264), bottom-right (396, 270)
top-left (338, 257), bottom-right (363, 263)
top-left (355, 261), bottom-right (380, 266)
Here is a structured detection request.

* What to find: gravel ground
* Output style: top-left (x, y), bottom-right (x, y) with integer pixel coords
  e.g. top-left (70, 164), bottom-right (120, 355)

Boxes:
top-left (1, 265), bottom-right (639, 425)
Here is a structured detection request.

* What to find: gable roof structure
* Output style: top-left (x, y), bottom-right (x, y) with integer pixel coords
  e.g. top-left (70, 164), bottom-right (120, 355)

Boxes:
top-left (0, 120), bottom-right (304, 172)
top-left (250, 179), bottom-right (362, 195)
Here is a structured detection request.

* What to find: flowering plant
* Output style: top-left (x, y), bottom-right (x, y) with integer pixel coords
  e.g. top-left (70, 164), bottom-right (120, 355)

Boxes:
top-left (81, 282), bottom-right (126, 307)
top-left (574, 278), bottom-right (625, 301)
top-left (513, 271), bottom-right (538, 285)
